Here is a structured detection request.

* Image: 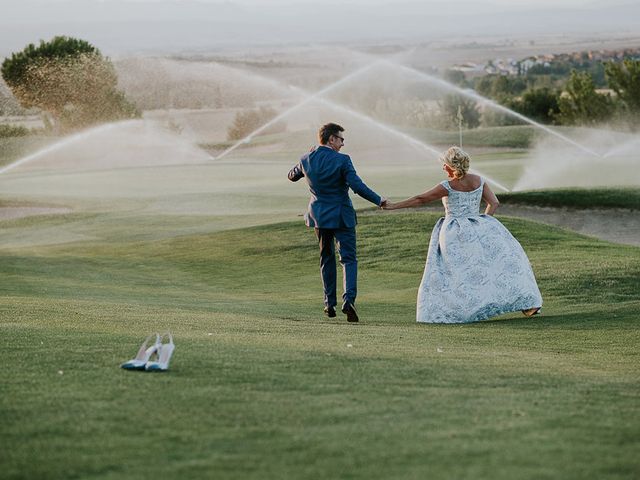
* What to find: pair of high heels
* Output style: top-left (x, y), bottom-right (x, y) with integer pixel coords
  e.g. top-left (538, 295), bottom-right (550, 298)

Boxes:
top-left (120, 333), bottom-right (175, 372)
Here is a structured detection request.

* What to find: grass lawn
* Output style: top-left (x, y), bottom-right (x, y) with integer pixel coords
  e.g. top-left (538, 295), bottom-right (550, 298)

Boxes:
top-left (1, 211), bottom-right (639, 480)
top-left (417, 125), bottom-right (537, 149)
top-left (205, 125), bottom-right (539, 152)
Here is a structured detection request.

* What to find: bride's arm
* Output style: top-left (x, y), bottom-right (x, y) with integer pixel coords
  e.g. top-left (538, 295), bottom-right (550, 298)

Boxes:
top-left (384, 184), bottom-right (448, 210)
top-left (482, 183), bottom-right (500, 215)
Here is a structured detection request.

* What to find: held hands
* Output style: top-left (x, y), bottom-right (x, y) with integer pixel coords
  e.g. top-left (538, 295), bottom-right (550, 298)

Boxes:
top-left (380, 198), bottom-right (394, 210)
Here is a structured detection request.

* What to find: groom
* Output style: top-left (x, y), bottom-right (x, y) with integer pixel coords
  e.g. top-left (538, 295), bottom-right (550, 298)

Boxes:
top-left (288, 123), bottom-right (386, 322)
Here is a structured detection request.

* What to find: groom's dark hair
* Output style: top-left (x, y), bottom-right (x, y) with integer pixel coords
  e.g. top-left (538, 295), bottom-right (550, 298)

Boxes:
top-left (318, 123), bottom-right (344, 145)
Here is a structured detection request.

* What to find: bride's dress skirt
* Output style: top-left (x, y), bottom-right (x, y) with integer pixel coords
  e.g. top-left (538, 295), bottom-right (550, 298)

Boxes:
top-left (417, 214), bottom-right (543, 324)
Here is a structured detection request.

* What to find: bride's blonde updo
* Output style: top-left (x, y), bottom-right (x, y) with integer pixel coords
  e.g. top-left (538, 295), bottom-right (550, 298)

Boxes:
top-left (440, 146), bottom-right (470, 179)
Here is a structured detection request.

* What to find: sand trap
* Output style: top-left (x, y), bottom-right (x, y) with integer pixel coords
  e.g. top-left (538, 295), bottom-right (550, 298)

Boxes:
top-left (376, 205), bottom-right (640, 248)
top-left (497, 205), bottom-right (640, 247)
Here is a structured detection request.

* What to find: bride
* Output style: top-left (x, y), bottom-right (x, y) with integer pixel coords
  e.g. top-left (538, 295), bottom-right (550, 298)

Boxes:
top-left (383, 147), bottom-right (542, 323)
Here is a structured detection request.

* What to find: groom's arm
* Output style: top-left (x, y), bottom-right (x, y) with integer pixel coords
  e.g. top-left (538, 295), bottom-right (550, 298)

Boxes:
top-left (342, 156), bottom-right (382, 206)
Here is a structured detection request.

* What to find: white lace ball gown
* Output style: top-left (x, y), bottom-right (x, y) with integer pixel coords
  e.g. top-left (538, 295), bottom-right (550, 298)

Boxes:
top-left (417, 179), bottom-right (542, 323)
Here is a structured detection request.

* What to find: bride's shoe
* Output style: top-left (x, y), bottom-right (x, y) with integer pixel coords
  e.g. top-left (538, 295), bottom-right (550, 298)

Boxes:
top-left (522, 307), bottom-right (541, 317)
top-left (121, 333), bottom-right (161, 370)
top-left (145, 333), bottom-right (175, 372)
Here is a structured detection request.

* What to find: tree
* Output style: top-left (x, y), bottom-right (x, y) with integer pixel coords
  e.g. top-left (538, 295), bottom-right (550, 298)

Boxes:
top-left (511, 87), bottom-right (560, 124)
top-left (443, 69), bottom-right (468, 87)
top-left (473, 74), bottom-right (527, 100)
top-left (556, 70), bottom-right (614, 126)
top-left (605, 59), bottom-right (640, 125)
top-left (438, 95), bottom-right (480, 129)
top-left (1, 36), bottom-right (138, 132)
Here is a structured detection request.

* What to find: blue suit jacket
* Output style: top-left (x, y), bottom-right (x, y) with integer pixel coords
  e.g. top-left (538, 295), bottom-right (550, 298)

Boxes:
top-left (288, 146), bottom-right (382, 228)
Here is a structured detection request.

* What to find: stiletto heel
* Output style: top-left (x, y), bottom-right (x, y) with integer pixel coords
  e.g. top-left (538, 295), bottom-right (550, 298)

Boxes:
top-left (145, 333), bottom-right (175, 372)
top-left (121, 333), bottom-right (161, 370)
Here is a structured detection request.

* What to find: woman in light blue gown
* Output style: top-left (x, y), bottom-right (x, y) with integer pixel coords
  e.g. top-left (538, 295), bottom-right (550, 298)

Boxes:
top-left (384, 147), bottom-right (542, 323)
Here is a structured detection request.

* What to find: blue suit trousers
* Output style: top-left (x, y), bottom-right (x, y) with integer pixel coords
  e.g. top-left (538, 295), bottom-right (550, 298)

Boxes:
top-left (315, 227), bottom-right (357, 308)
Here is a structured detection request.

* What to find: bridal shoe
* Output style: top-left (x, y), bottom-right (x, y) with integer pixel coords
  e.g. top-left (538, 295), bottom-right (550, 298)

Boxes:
top-left (121, 333), bottom-right (161, 370)
top-left (522, 307), bottom-right (541, 317)
top-left (145, 332), bottom-right (175, 372)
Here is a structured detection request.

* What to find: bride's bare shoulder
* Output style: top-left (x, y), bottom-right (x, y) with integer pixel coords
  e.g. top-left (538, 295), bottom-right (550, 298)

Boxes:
top-left (466, 173), bottom-right (481, 183)
top-left (466, 174), bottom-right (482, 189)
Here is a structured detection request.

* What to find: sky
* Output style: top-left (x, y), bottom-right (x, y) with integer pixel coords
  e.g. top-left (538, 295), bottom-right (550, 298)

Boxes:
top-left (1, 0), bottom-right (639, 57)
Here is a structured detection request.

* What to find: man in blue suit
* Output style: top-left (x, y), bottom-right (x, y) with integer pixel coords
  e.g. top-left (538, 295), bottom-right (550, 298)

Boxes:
top-left (288, 123), bottom-right (386, 322)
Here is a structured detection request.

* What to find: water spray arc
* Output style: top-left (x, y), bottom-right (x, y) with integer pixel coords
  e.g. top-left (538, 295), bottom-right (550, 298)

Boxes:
top-left (603, 137), bottom-right (640, 158)
top-left (384, 60), bottom-right (602, 158)
top-left (308, 95), bottom-right (510, 192)
top-left (303, 95), bottom-right (440, 156)
top-left (212, 58), bottom-right (438, 161)
top-left (213, 60), bottom-right (510, 191)
top-left (0, 120), bottom-right (140, 175)
top-left (213, 61), bottom-right (385, 161)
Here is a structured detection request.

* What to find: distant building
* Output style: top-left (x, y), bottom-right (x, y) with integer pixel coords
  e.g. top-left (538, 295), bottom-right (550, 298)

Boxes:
top-left (519, 57), bottom-right (536, 74)
top-left (481, 46), bottom-right (640, 79)
top-left (450, 62), bottom-right (483, 73)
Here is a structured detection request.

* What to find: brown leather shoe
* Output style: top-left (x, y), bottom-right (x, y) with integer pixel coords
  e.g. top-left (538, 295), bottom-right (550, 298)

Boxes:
top-left (522, 307), bottom-right (541, 317)
top-left (341, 302), bottom-right (359, 323)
